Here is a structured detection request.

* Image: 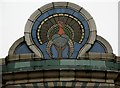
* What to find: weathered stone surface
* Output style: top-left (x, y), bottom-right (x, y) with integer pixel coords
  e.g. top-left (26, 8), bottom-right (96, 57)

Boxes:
top-left (80, 8), bottom-right (92, 20)
top-left (87, 31), bottom-right (97, 44)
top-left (88, 18), bottom-right (96, 31)
top-left (67, 2), bottom-right (82, 12)
top-left (39, 3), bottom-right (53, 13)
top-left (53, 2), bottom-right (68, 8)
top-left (24, 33), bottom-right (33, 46)
top-left (29, 9), bottom-right (41, 22)
top-left (24, 20), bottom-right (33, 33)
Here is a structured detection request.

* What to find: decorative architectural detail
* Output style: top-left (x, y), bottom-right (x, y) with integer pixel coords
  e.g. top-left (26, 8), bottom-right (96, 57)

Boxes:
top-left (24, 2), bottom-right (97, 59)
top-left (1, 2), bottom-right (120, 88)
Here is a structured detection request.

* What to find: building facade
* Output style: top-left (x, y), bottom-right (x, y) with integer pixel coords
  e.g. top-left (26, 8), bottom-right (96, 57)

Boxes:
top-left (1, 2), bottom-right (120, 88)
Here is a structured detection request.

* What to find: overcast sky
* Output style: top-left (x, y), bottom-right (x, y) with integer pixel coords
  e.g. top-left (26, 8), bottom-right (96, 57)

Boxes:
top-left (0, 0), bottom-right (119, 58)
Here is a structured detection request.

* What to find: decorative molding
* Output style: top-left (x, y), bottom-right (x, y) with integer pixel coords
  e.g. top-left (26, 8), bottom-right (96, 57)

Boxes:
top-left (97, 35), bottom-right (113, 53)
top-left (8, 37), bottom-right (24, 55)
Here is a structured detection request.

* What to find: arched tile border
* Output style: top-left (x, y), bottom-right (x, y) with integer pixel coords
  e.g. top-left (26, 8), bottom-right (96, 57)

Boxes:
top-left (8, 37), bottom-right (24, 55)
top-left (24, 2), bottom-right (97, 58)
top-left (96, 35), bottom-right (113, 53)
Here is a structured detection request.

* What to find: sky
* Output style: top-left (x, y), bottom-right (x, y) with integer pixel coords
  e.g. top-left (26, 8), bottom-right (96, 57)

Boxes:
top-left (0, 0), bottom-right (119, 58)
